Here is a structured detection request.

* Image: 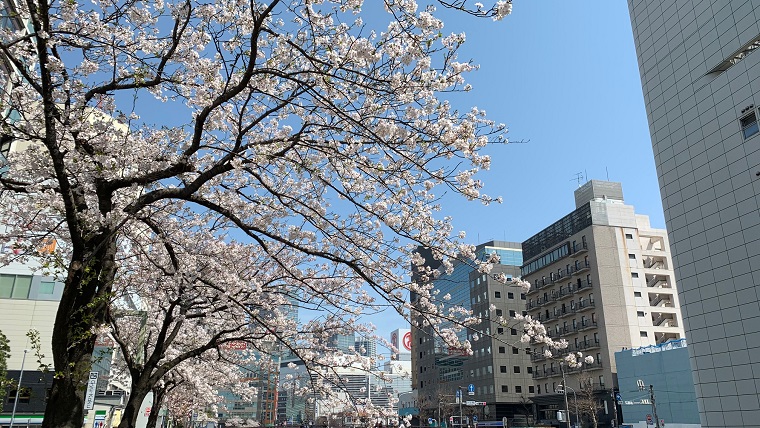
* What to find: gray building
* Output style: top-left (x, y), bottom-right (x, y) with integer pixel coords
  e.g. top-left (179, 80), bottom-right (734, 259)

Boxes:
top-left (522, 180), bottom-right (684, 427)
top-left (411, 241), bottom-right (534, 422)
top-left (615, 339), bottom-right (700, 428)
top-left (627, 2), bottom-right (760, 427)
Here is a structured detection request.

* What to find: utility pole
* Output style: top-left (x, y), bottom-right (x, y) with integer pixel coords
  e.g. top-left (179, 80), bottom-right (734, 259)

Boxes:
top-left (458, 386), bottom-right (463, 428)
top-left (649, 385), bottom-right (660, 428)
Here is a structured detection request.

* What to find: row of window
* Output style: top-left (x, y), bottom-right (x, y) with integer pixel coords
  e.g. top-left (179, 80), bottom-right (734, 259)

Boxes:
top-left (536, 376), bottom-right (605, 395)
top-left (0, 274), bottom-right (55, 299)
top-left (470, 383), bottom-right (535, 395)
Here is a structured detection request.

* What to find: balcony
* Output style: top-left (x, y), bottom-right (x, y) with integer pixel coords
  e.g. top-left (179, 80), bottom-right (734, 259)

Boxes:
top-left (646, 274), bottom-right (672, 289)
top-left (576, 299), bottom-right (595, 312)
top-left (557, 286), bottom-right (576, 300)
top-left (571, 260), bottom-right (591, 276)
top-left (556, 307), bottom-right (573, 319)
top-left (577, 319), bottom-right (598, 331)
top-left (576, 279), bottom-right (593, 291)
top-left (578, 338), bottom-right (601, 350)
top-left (571, 241), bottom-right (588, 254)
top-left (531, 352), bottom-right (547, 363)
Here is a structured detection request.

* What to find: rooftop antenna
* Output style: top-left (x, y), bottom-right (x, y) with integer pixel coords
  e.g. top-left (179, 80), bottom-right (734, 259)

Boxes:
top-left (571, 172), bottom-right (584, 187)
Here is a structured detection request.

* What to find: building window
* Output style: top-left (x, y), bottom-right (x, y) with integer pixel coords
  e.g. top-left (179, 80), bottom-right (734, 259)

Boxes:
top-left (515, 386), bottom-right (522, 393)
top-left (634, 291), bottom-right (642, 297)
top-left (529, 386), bottom-right (535, 393)
top-left (631, 272), bottom-right (639, 278)
top-left (501, 385), bottom-right (508, 393)
top-left (0, 274), bottom-right (33, 299)
top-left (508, 292), bottom-right (514, 299)
top-left (625, 233), bottom-right (633, 239)
top-left (509, 310), bottom-right (516, 317)
top-left (510, 328), bottom-right (518, 335)
top-left (741, 111), bottom-right (759, 139)
top-left (640, 331), bottom-right (648, 337)
top-left (495, 291), bottom-right (501, 298)
top-left (637, 311), bottom-right (645, 317)
top-left (512, 347), bottom-right (519, 354)
top-left (521, 293), bottom-right (526, 300)
top-left (495, 309), bottom-right (503, 317)
top-left (500, 366), bottom-right (507, 373)
top-left (628, 254), bottom-right (636, 260)
top-left (498, 346), bottom-right (506, 353)
top-left (527, 367), bottom-right (533, 374)
top-left (497, 328), bottom-right (504, 334)
top-left (514, 366), bottom-right (521, 374)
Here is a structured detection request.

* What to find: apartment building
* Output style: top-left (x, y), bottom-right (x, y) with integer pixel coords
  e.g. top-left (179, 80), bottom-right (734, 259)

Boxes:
top-left (627, 2), bottom-right (760, 426)
top-left (411, 241), bottom-right (535, 422)
top-left (522, 180), bottom-right (685, 426)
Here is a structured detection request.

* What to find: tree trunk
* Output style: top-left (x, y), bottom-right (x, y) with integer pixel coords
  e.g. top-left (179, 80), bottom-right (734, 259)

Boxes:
top-left (42, 236), bottom-right (117, 428)
top-left (146, 386), bottom-right (167, 428)
top-left (118, 384), bottom-right (151, 428)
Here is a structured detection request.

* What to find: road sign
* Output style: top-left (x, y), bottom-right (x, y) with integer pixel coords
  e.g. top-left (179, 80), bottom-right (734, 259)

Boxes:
top-left (468, 384), bottom-right (475, 396)
top-left (428, 418), bottom-right (434, 425)
top-left (465, 401), bottom-right (486, 406)
top-left (615, 392), bottom-right (622, 403)
top-left (646, 414), bottom-right (653, 425)
top-left (456, 389), bottom-right (462, 398)
top-left (84, 371), bottom-right (99, 410)
top-left (472, 416), bottom-right (478, 422)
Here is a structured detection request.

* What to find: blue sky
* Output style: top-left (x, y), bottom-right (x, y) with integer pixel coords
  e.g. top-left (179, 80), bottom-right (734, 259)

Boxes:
top-left (370, 1), bottom-right (668, 345)
top-left (437, 0), bottom-right (665, 242)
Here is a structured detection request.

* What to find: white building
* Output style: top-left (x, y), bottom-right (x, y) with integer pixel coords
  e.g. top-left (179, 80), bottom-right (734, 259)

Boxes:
top-left (523, 180), bottom-right (685, 425)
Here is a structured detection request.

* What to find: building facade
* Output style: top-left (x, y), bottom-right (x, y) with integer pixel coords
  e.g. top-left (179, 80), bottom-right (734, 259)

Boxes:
top-left (627, 2), bottom-right (760, 427)
top-left (411, 241), bottom-right (534, 422)
top-left (522, 180), bottom-right (685, 426)
top-left (615, 339), bottom-right (700, 428)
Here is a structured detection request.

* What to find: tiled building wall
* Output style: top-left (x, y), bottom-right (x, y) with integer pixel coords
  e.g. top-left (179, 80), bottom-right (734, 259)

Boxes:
top-left (627, 1), bottom-right (760, 427)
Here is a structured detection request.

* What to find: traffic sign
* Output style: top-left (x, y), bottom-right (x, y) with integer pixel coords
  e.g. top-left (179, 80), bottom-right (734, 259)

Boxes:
top-left (472, 416), bottom-right (478, 422)
top-left (468, 384), bottom-right (475, 396)
top-left (456, 389), bottom-right (462, 398)
top-left (428, 418), bottom-right (434, 426)
top-left (646, 414), bottom-right (653, 425)
top-left (465, 401), bottom-right (487, 406)
top-left (615, 393), bottom-right (622, 403)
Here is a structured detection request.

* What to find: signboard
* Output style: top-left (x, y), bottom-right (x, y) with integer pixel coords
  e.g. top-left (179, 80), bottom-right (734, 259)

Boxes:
top-left (84, 371), bottom-right (99, 410)
top-left (615, 393), bottom-right (622, 403)
top-left (222, 341), bottom-right (248, 350)
top-left (391, 329), bottom-right (412, 354)
top-left (472, 416), bottom-right (477, 422)
top-left (465, 401), bottom-right (486, 406)
top-left (467, 384), bottom-right (475, 396)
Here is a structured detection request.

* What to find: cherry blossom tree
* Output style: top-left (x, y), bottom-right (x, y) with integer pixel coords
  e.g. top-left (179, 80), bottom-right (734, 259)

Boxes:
top-left (0, 0), bottom-right (516, 427)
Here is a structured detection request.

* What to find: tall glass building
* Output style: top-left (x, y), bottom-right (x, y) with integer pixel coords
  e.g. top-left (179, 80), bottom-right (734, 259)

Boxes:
top-left (411, 241), bottom-right (535, 421)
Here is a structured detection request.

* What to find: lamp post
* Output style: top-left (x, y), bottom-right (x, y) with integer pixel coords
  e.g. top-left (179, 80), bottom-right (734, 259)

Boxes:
top-left (9, 349), bottom-right (28, 428)
top-left (558, 364), bottom-right (571, 428)
top-left (557, 385), bottom-right (578, 428)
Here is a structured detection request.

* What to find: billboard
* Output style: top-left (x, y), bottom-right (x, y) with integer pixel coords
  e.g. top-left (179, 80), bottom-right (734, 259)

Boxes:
top-left (391, 328), bottom-right (412, 354)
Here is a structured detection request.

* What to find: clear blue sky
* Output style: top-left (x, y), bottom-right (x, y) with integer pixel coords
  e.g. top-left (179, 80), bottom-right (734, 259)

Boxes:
top-left (438, 0), bottom-right (665, 242)
top-left (370, 1), bottom-right (667, 345)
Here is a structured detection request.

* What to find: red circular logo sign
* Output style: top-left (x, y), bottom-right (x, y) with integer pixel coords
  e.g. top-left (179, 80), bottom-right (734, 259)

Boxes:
top-left (402, 332), bottom-right (412, 350)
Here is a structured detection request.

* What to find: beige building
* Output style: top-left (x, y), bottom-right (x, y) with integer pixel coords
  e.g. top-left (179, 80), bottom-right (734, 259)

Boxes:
top-left (522, 180), bottom-right (685, 425)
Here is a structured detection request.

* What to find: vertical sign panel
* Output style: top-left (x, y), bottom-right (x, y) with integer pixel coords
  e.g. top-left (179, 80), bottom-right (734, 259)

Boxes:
top-left (84, 371), bottom-right (99, 410)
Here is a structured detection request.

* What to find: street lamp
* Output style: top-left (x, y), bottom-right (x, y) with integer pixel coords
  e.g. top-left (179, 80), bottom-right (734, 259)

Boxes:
top-left (556, 385), bottom-right (577, 428)
top-left (9, 349), bottom-right (28, 428)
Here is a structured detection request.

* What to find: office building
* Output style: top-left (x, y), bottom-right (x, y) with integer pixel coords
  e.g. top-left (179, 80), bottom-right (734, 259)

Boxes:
top-left (411, 241), bottom-right (535, 421)
top-left (355, 336), bottom-right (378, 359)
top-left (627, 2), bottom-right (760, 427)
top-left (522, 180), bottom-right (685, 426)
top-left (615, 339), bottom-right (700, 428)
